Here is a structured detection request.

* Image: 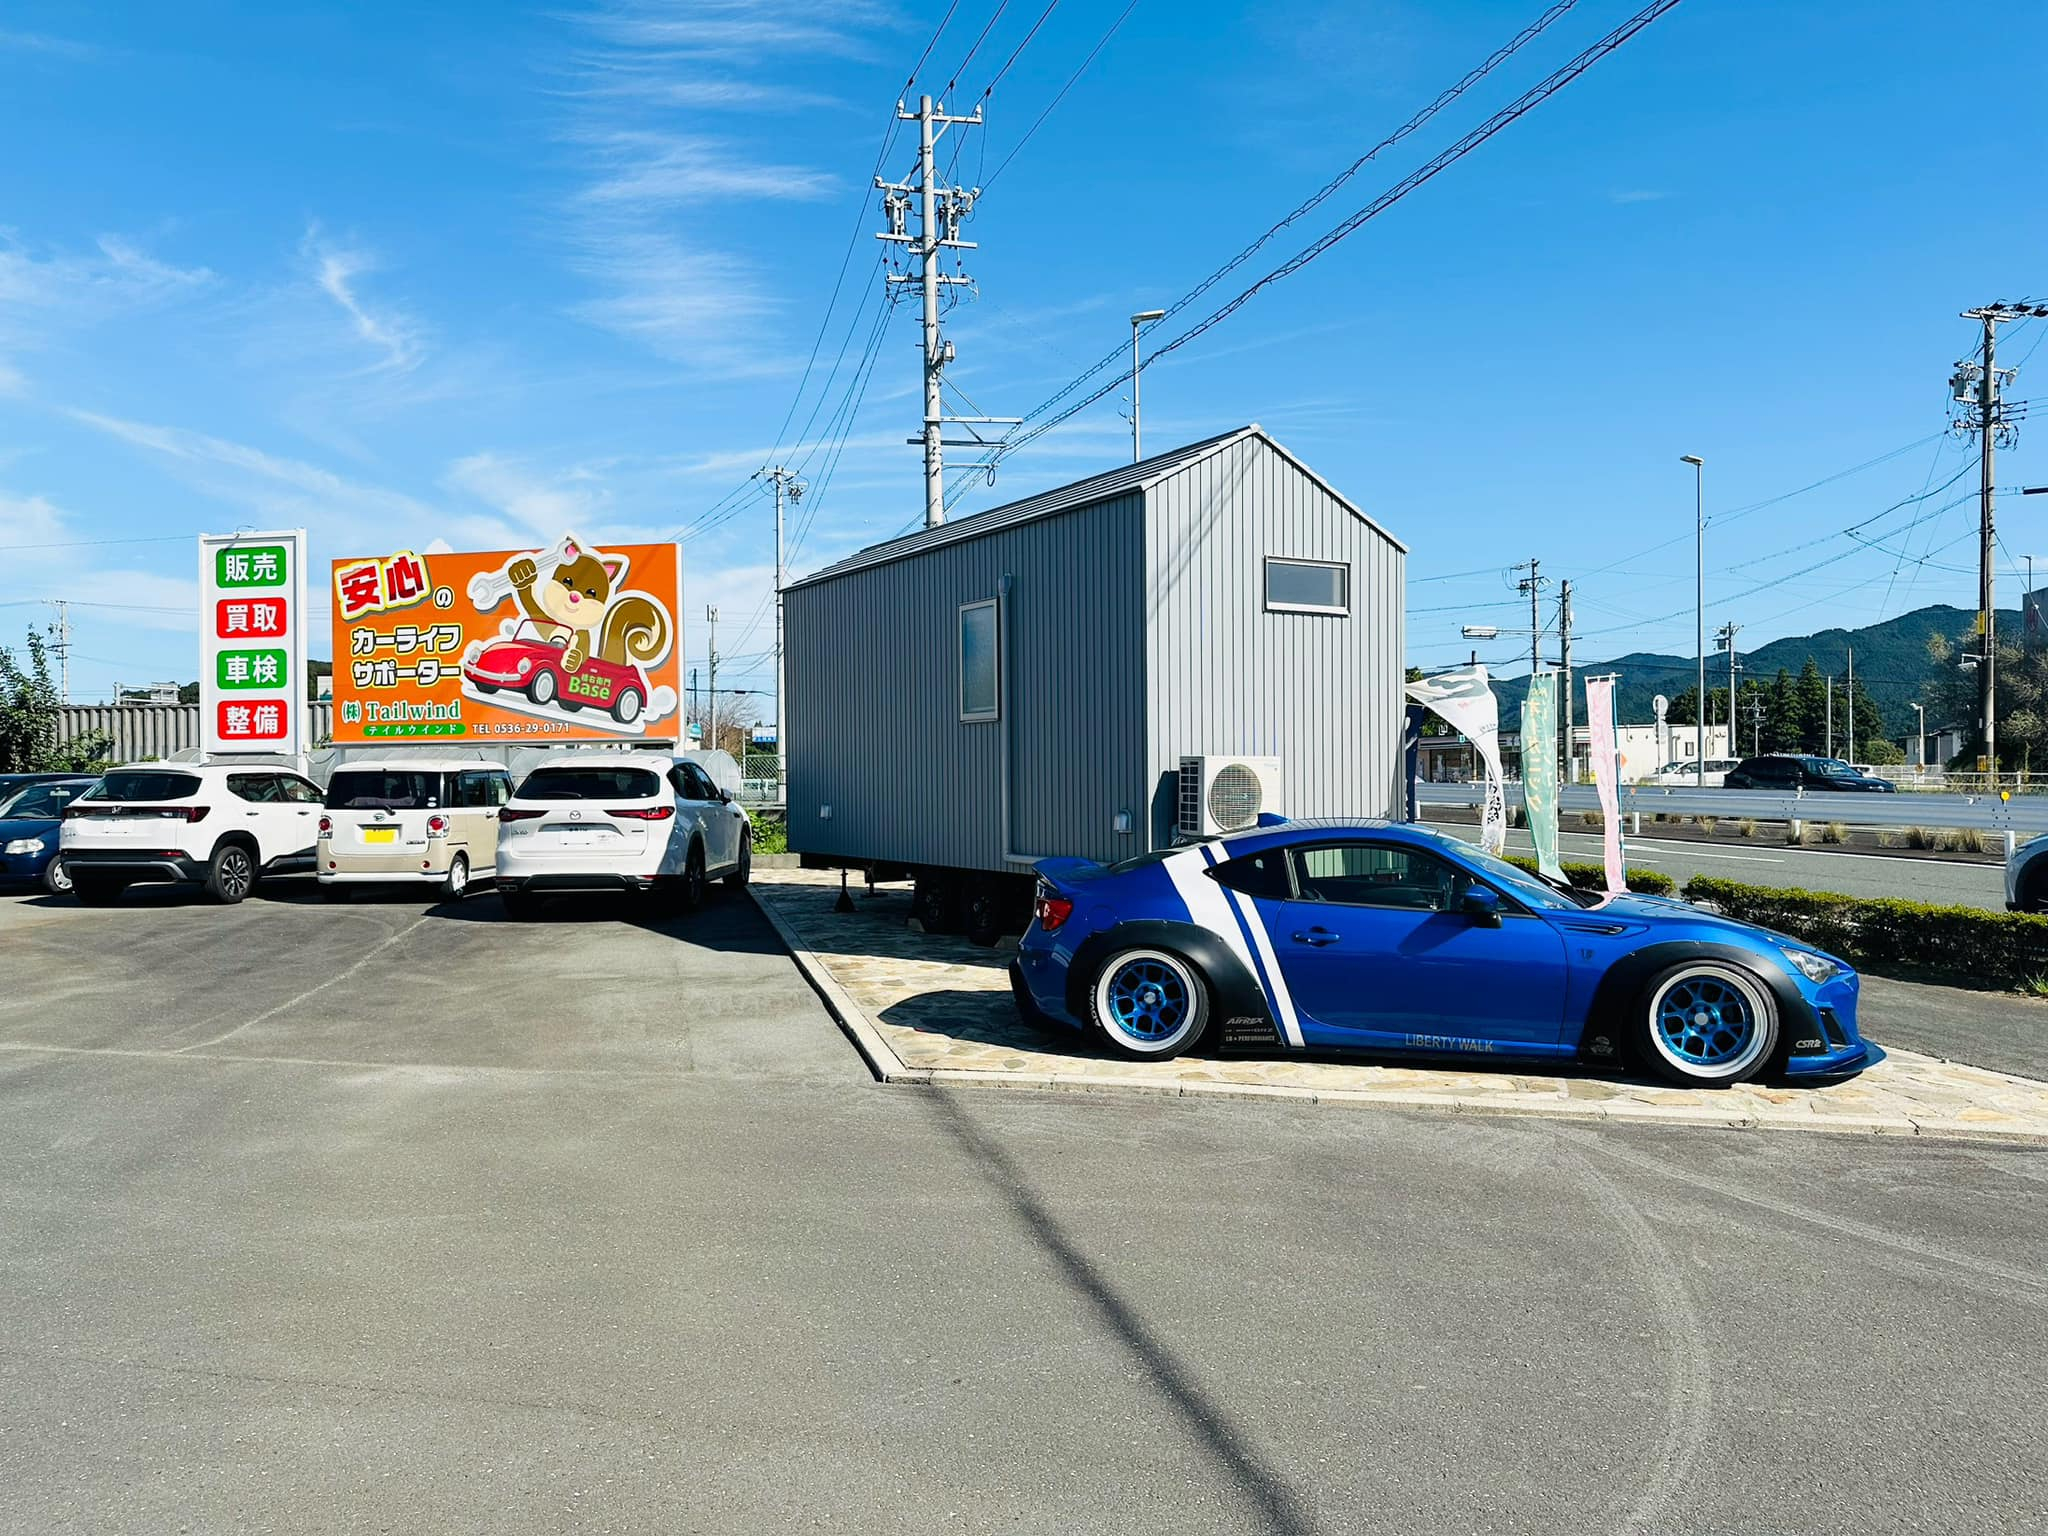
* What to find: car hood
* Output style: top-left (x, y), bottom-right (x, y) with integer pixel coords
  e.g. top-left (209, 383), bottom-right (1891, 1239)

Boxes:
top-left (1570, 890), bottom-right (1848, 965)
top-left (0, 815), bottom-right (59, 842)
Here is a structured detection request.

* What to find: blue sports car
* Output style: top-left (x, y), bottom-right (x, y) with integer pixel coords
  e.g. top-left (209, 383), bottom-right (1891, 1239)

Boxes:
top-left (1011, 819), bottom-right (1879, 1087)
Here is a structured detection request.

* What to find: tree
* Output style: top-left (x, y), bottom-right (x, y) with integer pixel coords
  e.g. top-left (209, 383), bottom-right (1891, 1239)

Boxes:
top-left (1766, 668), bottom-right (1796, 752)
top-left (1860, 737), bottom-right (1905, 766)
top-left (1791, 657), bottom-right (1828, 755)
top-left (0, 627), bottom-right (112, 772)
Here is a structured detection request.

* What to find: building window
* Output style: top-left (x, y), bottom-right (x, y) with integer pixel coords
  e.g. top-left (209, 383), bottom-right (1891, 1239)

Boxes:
top-left (960, 599), bottom-right (999, 721)
top-left (1264, 557), bottom-right (1349, 615)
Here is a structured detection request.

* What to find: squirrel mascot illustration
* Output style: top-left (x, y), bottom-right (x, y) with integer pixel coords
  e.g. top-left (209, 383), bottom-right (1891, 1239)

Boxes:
top-left (506, 540), bottom-right (671, 675)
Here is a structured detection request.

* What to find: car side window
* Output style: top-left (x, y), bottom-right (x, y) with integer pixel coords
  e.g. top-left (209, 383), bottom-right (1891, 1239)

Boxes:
top-left (278, 776), bottom-right (323, 804)
top-left (686, 764), bottom-right (721, 801)
top-left (1287, 843), bottom-right (1460, 912)
top-left (490, 773), bottom-right (513, 807)
top-left (671, 766), bottom-right (704, 802)
top-left (455, 771), bottom-right (493, 808)
top-left (1208, 850), bottom-right (1292, 900)
top-left (227, 773), bottom-right (279, 803)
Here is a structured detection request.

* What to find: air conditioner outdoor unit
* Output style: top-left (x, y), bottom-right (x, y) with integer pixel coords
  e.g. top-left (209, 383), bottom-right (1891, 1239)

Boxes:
top-left (1177, 755), bottom-right (1283, 839)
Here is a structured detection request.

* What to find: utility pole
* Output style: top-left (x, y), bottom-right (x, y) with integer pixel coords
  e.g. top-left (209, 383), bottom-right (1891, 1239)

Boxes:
top-left (1513, 558), bottom-right (1547, 678)
top-left (1557, 580), bottom-right (1575, 783)
top-left (1953, 301), bottom-right (2048, 773)
top-left (1680, 455), bottom-right (1707, 784)
top-left (1913, 701), bottom-right (1926, 770)
top-left (762, 466), bottom-right (804, 791)
top-left (877, 94), bottom-right (993, 528)
top-left (1845, 645), bottom-right (1855, 762)
top-left (690, 667), bottom-right (698, 741)
top-left (49, 599), bottom-right (70, 705)
top-left (706, 606), bottom-right (719, 755)
top-left (1825, 677), bottom-right (1834, 760)
top-left (1716, 621), bottom-right (1740, 762)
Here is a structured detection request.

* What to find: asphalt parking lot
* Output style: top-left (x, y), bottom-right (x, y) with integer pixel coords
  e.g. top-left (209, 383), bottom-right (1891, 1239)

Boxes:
top-left (2, 880), bottom-right (2044, 1534)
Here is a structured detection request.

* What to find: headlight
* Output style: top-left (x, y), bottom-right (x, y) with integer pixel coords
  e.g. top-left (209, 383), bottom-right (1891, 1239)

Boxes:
top-left (1776, 943), bottom-right (1843, 984)
top-left (4, 836), bottom-right (46, 855)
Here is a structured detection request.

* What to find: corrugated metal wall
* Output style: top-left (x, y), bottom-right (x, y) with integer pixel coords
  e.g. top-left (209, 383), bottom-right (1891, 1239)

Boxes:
top-left (55, 703), bottom-right (338, 763)
top-left (786, 495), bottom-right (1148, 873)
top-left (1143, 436), bottom-right (1405, 841)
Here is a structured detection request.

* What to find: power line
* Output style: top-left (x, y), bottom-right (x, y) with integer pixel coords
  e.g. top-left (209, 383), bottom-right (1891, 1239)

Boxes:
top-left (988, 0), bottom-right (1681, 471)
top-left (981, 0), bottom-right (1141, 190)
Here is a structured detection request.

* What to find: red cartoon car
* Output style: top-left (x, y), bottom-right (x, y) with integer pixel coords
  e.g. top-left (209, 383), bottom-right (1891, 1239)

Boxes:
top-left (464, 624), bottom-right (650, 725)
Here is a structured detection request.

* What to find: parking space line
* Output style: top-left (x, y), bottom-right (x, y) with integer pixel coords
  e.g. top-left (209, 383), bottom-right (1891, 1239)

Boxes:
top-left (171, 915), bottom-right (431, 1055)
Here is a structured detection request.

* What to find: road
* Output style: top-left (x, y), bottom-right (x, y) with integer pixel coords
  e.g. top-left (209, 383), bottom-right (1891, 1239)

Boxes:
top-left (0, 882), bottom-right (2043, 1534)
top-left (1424, 820), bottom-right (2007, 909)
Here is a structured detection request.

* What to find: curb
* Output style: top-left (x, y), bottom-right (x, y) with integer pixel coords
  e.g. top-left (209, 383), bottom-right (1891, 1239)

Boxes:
top-left (750, 885), bottom-right (2048, 1146)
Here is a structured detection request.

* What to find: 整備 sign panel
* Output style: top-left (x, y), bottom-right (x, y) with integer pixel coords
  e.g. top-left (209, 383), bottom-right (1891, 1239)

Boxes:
top-left (329, 534), bottom-right (684, 745)
top-left (199, 530), bottom-right (309, 756)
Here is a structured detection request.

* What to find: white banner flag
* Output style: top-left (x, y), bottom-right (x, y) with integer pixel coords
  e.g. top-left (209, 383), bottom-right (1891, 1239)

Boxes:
top-left (1405, 665), bottom-right (1507, 856)
top-left (1586, 675), bottom-right (1626, 895)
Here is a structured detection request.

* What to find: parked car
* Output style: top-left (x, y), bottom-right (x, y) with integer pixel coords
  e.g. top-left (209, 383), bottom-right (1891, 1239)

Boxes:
top-left (495, 751), bottom-right (750, 918)
top-left (0, 771), bottom-right (94, 803)
top-left (2005, 834), bottom-right (2048, 912)
top-left (1722, 754), bottom-right (1896, 792)
top-left (319, 756), bottom-right (515, 901)
top-left (1013, 820), bottom-right (1879, 1085)
top-left (1648, 758), bottom-right (1739, 787)
top-left (0, 776), bottom-right (99, 895)
top-left (60, 763), bottom-right (324, 905)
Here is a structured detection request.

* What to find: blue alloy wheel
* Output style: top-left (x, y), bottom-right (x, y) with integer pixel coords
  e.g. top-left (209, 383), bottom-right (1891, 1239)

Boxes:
top-left (1643, 963), bottom-right (1775, 1084)
top-left (1091, 948), bottom-right (1208, 1059)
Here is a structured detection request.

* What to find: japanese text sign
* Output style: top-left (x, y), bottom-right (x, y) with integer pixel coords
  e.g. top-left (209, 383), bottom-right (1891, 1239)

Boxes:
top-left (328, 535), bottom-right (684, 745)
top-left (199, 530), bottom-right (308, 756)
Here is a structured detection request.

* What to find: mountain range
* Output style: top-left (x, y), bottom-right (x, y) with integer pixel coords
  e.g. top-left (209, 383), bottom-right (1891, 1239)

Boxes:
top-left (1483, 603), bottom-right (2016, 738)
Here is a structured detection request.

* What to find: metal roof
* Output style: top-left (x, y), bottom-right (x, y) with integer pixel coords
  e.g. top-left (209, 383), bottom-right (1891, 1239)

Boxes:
top-left (788, 424), bottom-right (1403, 590)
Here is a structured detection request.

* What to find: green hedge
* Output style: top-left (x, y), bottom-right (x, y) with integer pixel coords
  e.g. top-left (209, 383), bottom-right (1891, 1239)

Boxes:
top-left (1504, 854), bottom-right (1674, 897)
top-left (1683, 877), bottom-right (2048, 988)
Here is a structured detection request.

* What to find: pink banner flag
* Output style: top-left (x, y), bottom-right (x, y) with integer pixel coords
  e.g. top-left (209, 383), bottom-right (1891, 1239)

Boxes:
top-left (1586, 675), bottom-right (1626, 896)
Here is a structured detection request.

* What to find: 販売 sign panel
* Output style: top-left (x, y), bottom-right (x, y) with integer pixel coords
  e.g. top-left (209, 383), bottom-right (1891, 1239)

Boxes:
top-left (199, 530), bottom-right (309, 757)
top-left (328, 534), bottom-right (683, 746)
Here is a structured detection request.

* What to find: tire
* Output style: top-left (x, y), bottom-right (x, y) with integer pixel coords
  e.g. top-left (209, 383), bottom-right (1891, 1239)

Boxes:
top-left (500, 886), bottom-right (542, 921)
top-left (438, 853), bottom-right (469, 903)
top-left (1089, 947), bottom-right (1211, 1061)
top-left (680, 843), bottom-right (707, 912)
top-left (725, 838), bottom-right (750, 891)
top-left (205, 842), bottom-right (257, 905)
top-left (2021, 865), bottom-right (2048, 915)
top-left (528, 669), bottom-right (558, 707)
top-left (72, 875), bottom-right (124, 907)
top-left (1635, 961), bottom-right (1779, 1086)
top-left (42, 857), bottom-right (72, 897)
top-left (612, 687), bottom-right (644, 726)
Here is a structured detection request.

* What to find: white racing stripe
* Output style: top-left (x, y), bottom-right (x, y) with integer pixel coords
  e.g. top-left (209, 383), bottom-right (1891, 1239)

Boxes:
top-left (1162, 846), bottom-right (1292, 1038)
top-left (1223, 883), bottom-right (1304, 1049)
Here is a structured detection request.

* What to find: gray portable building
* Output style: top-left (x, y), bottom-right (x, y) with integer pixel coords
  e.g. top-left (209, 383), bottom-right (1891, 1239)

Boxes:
top-left (784, 425), bottom-right (1406, 910)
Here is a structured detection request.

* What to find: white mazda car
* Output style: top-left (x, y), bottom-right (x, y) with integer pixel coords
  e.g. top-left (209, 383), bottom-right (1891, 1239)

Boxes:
top-left (494, 751), bottom-right (750, 919)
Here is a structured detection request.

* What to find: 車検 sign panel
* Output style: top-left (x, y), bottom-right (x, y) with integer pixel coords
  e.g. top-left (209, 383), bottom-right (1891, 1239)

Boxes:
top-left (329, 534), bottom-right (684, 745)
top-left (199, 530), bottom-right (309, 756)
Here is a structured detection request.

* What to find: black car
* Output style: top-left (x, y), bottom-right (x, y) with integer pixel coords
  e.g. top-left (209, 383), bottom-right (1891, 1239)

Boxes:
top-left (1722, 754), bottom-right (1897, 792)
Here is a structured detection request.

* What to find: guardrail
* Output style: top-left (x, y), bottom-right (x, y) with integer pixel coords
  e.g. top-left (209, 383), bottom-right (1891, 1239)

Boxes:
top-left (1415, 780), bottom-right (2048, 835)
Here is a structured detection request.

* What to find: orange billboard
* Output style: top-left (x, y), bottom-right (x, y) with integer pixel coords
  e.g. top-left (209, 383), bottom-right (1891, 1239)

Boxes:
top-left (329, 534), bottom-right (683, 745)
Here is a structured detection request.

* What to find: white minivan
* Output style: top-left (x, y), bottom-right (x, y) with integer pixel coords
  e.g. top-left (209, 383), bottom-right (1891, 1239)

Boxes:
top-left (319, 756), bottom-right (514, 901)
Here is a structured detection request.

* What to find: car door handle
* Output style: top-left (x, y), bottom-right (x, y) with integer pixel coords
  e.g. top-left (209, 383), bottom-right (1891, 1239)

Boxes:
top-left (1291, 929), bottom-right (1339, 947)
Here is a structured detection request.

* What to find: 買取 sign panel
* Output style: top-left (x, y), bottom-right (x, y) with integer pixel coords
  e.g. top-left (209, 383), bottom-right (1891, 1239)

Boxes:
top-left (198, 530), bottom-right (309, 756)
top-left (328, 534), bottom-right (684, 745)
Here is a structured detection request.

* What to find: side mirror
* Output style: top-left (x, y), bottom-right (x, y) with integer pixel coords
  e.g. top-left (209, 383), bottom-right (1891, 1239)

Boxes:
top-left (1458, 884), bottom-right (1503, 927)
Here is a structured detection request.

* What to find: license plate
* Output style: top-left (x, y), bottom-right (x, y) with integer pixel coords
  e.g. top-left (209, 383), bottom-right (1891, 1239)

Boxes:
top-left (364, 827), bottom-right (397, 844)
top-left (558, 832), bottom-right (603, 848)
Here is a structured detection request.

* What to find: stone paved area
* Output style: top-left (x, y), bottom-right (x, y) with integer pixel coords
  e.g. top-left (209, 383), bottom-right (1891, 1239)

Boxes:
top-left (754, 868), bottom-right (2048, 1142)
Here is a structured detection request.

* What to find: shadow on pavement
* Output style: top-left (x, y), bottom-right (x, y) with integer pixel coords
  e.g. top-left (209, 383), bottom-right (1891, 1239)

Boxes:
top-left (419, 882), bottom-right (789, 955)
top-left (926, 1089), bottom-right (1319, 1536)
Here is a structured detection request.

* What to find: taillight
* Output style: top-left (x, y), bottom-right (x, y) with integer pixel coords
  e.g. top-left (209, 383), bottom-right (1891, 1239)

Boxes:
top-left (427, 815), bottom-right (449, 836)
top-left (317, 815), bottom-right (333, 835)
top-left (606, 805), bottom-right (675, 821)
top-left (176, 806), bottom-right (210, 823)
top-left (1034, 893), bottom-right (1074, 933)
top-left (499, 807), bottom-right (543, 823)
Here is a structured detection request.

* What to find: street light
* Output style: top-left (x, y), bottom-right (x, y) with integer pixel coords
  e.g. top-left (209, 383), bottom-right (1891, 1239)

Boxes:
top-left (1912, 701), bottom-right (1926, 772)
top-left (1130, 309), bottom-right (1166, 462)
top-left (1680, 455), bottom-right (1706, 783)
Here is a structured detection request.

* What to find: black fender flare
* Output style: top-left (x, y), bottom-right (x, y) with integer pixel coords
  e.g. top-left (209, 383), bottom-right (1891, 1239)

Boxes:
top-left (1582, 941), bottom-right (1815, 1067)
top-left (1064, 920), bottom-right (1274, 1041)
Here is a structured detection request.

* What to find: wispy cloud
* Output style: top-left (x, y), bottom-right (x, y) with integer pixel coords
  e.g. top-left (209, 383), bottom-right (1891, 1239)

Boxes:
top-left (0, 233), bottom-right (212, 324)
top-left (547, 1), bottom-right (873, 366)
top-left (0, 29), bottom-right (95, 59)
top-left (443, 451), bottom-right (612, 539)
top-left (301, 227), bottom-right (424, 373)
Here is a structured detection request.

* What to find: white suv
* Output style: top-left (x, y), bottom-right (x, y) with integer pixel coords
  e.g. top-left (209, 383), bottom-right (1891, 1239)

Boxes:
top-left (495, 751), bottom-right (750, 919)
top-left (61, 763), bottom-right (324, 905)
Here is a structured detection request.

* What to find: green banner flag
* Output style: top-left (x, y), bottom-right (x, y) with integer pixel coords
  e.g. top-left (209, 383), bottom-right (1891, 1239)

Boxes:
top-left (1522, 671), bottom-right (1565, 882)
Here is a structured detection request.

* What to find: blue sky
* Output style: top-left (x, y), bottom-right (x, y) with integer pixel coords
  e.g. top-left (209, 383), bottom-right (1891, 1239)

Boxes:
top-left (1, 0), bottom-right (2043, 708)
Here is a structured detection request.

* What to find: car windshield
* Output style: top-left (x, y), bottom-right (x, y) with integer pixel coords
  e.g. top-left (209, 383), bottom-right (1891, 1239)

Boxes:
top-left (517, 766), bottom-right (661, 800)
top-left (327, 770), bottom-right (442, 810)
top-left (1435, 840), bottom-right (1589, 911)
top-left (0, 782), bottom-right (88, 819)
top-left (92, 770), bottom-right (201, 802)
top-left (1811, 758), bottom-right (1858, 776)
